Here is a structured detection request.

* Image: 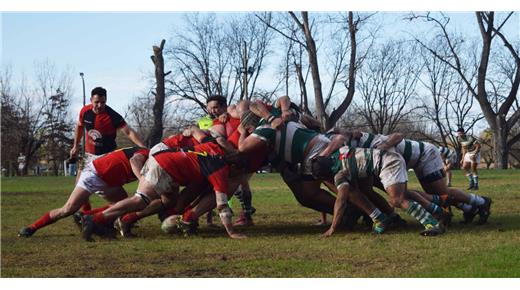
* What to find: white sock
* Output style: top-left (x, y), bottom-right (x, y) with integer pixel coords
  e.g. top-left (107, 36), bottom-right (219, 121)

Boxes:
top-left (457, 203), bottom-right (473, 213)
top-left (469, 193), bottom-right (485, 206)
top-left (369, 208), bottom-right (382, 220)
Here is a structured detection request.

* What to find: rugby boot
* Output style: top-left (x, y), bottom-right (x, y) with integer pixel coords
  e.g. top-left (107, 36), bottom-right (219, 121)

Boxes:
top-left (461, 205), bottom-right (478, 224)
top-left (81, 215), bottom-right (96, 242)
top-left (233, 211), bottom-right (254, 227)
top-left (72, 211), bottom-right (83, 232)
top-left (476, 197), bottom-right (492, 225)
top-left (176, 216), bottom-right (199, 237)
top-left (18, 227), bottom-right (36, 238)
top-left (114, 217), bottom-right (135, 238)
top-left (372, 214), bottom-right (391, 235)
top-left (420, 223), bottom-right (445, 236)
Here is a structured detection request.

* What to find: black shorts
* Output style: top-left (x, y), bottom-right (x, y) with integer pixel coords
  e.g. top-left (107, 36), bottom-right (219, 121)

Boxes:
top-left (419, 169), bottom-right (446, 183)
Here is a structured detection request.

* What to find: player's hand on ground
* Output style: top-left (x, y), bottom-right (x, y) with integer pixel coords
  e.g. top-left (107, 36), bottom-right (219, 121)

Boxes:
top-left (229, 233), bottom-right (247, 239)
top-left (321, 228), bottom-right (335, 238)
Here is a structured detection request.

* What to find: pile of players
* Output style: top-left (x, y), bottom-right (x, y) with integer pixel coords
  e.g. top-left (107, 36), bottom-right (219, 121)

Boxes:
top-left (19, 87), bottom-right (492, 241)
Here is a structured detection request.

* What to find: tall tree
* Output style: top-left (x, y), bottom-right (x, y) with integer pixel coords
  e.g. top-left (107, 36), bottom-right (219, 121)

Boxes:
top-left (410, 12), bottom-right (520, 169)
top-left (149, 39), bottom-right (171, 146)
top-left (355, 41), bottom-right (421, 134)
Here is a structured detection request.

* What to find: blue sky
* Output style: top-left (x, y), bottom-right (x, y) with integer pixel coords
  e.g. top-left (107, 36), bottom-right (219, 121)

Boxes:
top-left (1, 10), bottom-right (518, 127)
top-left (2, 12), bottom-right (187, 116)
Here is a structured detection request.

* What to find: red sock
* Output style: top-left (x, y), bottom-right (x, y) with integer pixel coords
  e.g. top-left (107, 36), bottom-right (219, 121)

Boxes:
top-left (30, 212), bottom-right (55, 230)
top-left (80, 201), bottom-right (92, 212)
top-left (92, 212), bottom-right (109, 225)
top-left (440, 194), bottom-right (450, 206)
top-left (121, 212), bottom-right (139, 224)
top-left (182, 208), bottom-right (196, 223)
top-left (82, 205), bottom-right (110, 215)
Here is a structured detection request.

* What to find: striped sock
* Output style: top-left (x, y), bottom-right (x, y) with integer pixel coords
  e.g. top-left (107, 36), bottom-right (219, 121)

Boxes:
top-left (406, 200), bottom-right (439, 227)
top-left (428, 203), bottom-right (444, 215)
top-left (473, 175), bottom-right (479, 187)
top-left (369, 208), bottom-right (384, 221)
top-left (431, 195), bottom-right (441, 205)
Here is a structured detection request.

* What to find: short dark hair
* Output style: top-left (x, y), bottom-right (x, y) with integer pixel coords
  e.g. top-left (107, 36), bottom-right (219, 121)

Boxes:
top-left (91, 87), bottom-right (107, 98)
top-left (457, 127), bottom-right (465, 133)
top-left (206, 95), bottom-right (227, 107)
top-left (311, 156), bottom-right (334, 179)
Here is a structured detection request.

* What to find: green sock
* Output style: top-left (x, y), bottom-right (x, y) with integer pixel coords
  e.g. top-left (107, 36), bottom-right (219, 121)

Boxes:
top-left (431, 195), bottom-right (441, 206)
top-left (406, 200), bottom-right (439, 227)
top-left (467, 174), bottom-right (474, 187)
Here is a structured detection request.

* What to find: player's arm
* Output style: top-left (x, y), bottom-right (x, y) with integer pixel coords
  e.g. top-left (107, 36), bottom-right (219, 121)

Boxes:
top-left (274, 95), bottom-right (293, 121)
top-left (238, 127), bottom-right (269, 155)
top-left (319, 134), bottom-right (347, 157)
top-left (377, 133), bottom-right (404, 150)
top-left (249, 100), bottom-right (272, 120)
top-left (70, 121), bottom-right (84, 158)
top-left (210, 169), bottom-right (246, 239)
top-left (129, 153), bottom-right (147, 180)
top-left (119, 125), bottom-right (146, 148)
top-left (323, 175), bottom-right (350, 237)
top-left (227, 104), bottom-right (240, 119)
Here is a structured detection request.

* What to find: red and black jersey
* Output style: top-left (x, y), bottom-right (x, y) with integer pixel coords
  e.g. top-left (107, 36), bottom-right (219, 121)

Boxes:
top-left (152, 142), bottom-right (229, 195)
top-left (79, 104), bottom-right (127, 155)
top-left (213, 116), bottom-right (241, 149)
top-left (92, 146), bottom-right (149, 186)
top-left (162, 134), bottom-right (200, 149)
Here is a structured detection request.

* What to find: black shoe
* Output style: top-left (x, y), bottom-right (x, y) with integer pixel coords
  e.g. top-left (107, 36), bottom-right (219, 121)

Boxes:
top-left (461, 205), bottom-right (478, 224)
top-left (388, 213), bottom-right (407, 228)
top-left (72, 212), bottom-right (84, 232)
top-left (81, 215), bottom-right (96, 242)
top-left (420, 223), bottom-right (445, 236)
top-left (438, 207), bottom-right (453, 228)
top-left (473, 185), bottom-right (479, 190)
top-left (18, 227), bottom-right (36, 237)
top-left (176, 217), bottom-right (199, 237)
top-left (476, 197), bottom-right (492, 225)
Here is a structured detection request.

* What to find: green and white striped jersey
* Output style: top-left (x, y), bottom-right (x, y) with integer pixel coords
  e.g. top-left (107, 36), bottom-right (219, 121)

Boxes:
top-left (331, 146), bottom-right (384, 189)
top-left (394, 139), bottom-right (426, 169)
top-left (457, 135), bottom-right (479, 153)
top-left (251, 121), bottom-right (319, 164)
top-left (438, 146), bottom-right (456, 160)
top-left (346, 132), bottom-right (388, 149)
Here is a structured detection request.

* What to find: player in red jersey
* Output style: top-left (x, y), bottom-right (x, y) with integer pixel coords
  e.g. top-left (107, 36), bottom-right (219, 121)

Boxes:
top-left (18, 147), bottom-right (149, 237)
top-left (70, 87), bottom-right (146, 212)
top-left (81, 142), bottom-right (246, 241)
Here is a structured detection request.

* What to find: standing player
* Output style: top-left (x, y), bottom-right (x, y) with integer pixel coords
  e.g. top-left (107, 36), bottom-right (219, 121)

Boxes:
top-left (18, 146), bottom-right (149, 237)
top-left (70, 87), bottom-right (146, 211)
top-left (456, 128), bottom-right (481, 190)
top-left (438, 146), bottom-right (457, 187)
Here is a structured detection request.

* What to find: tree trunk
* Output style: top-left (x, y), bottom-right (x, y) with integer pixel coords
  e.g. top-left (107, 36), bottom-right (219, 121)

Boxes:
top-left (494, 114), bottom-right (509, 169)
top-left (149, 39), bottom-right (168, 147)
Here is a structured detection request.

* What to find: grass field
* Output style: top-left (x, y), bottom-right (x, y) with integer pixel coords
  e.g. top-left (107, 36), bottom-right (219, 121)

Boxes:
top-left (1, 170), bottom-right (520, 277)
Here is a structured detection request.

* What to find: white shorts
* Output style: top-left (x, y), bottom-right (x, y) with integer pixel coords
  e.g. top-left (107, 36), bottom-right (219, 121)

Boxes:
top-left (464, 152), bottom-right (481, 164)
top-left (379, 151), bottom-right (408, 189)
top-left (301, 135), bottom-right (330, 175)
top-left (150, 142), bottom-right (169, 155)
top-left (76, 162), bottom-right (108, 194)
top-left (141, 156), bottom-right (177, 195)
top-left (414, 143), bottom-right (444, 179)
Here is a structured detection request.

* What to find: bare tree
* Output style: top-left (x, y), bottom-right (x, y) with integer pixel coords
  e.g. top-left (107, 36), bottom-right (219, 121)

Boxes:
top-left (410, 12), bottom-right (520, 169)
top-left (417, 37), bottom-right (483, 151)
top-left (149, 39), bottom-right (171, 146)
top-left (165, 13), bottom-right (274, 113)
top-left (355, 41), bottom-right (421, 134)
